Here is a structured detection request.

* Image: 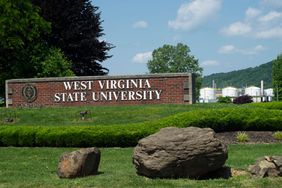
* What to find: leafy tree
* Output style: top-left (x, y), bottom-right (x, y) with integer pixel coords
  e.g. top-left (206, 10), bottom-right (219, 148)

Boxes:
top-left (147, 43), bottom-right (202, 74)
top-left (32, 0), bottom-right (114, 76)
top-left (273, 54), bottom-right (282, 101)
top-left (0, 0), bottom-right (49, 98)
top-left (0, 0), bottom-right (50, 50)
top-left (147, 43), bottom-right (203, 99)
top-left (34, 48), bottom-right (74, 77)
top-left (0, 0), bottom-right (73, 98)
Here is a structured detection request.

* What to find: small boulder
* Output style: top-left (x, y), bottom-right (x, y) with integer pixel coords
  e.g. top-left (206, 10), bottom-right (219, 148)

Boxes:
top-left (133, 127), bottom-right (228, 178)
top-left (248, 156), bottom-right (282, 178)
top-left (57, 147), bottom-right (100, 178)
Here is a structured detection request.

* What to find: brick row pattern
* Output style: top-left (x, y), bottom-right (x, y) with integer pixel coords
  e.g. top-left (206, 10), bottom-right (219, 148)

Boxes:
top-left (6, 74), bottom-right (194, 107)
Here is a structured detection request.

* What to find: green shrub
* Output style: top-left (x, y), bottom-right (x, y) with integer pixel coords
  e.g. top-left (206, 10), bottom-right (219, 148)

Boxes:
top-left (236, 132), bottom-right (249, 142)
top-left (0, 127), bottom-right (19, 146)
top-left (1, 108), bottom-right (282, 147)
top-left (217, 96), bottom-right (232, 103)
top-left (17, 127), bottom-right (37, 146)
top-left (273, 131), bottom-right (282, 140)
top-left (233, 95), bottom-right (253, 104)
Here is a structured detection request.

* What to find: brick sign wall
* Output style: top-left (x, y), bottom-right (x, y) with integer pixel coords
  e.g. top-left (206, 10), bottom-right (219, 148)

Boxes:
top-left (5, 73), bottom-right (195, 107)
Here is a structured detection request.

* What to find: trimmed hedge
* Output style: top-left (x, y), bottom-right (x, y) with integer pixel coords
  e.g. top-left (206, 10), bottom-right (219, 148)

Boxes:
top-left (162, 108), bottom-right (282, 131)
top-left (1, 108), bottom-right (282, 147)
top-left (248, 102), bottom-right (282, 110)
top-left (0, 125), bottom-right (154, 147)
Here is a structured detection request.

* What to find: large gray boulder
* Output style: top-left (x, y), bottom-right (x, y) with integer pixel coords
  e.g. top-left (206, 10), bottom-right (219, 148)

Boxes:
top-left (133, 127), bottom-right (228, 178)
top-left (57, 147), bottom-right (100, 178)
top-left (248, 156), bottom-right (282, 178)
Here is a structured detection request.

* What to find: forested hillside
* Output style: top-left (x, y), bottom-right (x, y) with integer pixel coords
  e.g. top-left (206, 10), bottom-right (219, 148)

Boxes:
top-left (202, 61), bottom-right (273, 88)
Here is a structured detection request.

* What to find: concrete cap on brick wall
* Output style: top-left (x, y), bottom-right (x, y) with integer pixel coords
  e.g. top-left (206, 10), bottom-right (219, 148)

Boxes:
top-left (6, 73), bottom-right (192, 83)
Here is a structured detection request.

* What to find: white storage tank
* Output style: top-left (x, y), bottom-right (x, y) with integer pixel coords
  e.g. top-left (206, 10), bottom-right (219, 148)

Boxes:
top-left (264, 88), bottom-right (274, 102)
top-left (200, 87), bottom-right (216, 103)
top-left (222, 87), bottom-right (239, 98)
top-left (245, 86), bottom-right (261, 102)
top-left (264, 88), bottom-right (274, 97)
top-left (245, 86), bottom-right (261, 96)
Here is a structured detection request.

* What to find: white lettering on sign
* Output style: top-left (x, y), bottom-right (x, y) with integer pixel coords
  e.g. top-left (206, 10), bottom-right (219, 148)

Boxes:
top-left (91, 90), bottom-right (162, 101)
top-left (54, 79), bottom-right (162, 103)
top-left (63, 81), bottom-right (93, 90)
top-left (54, 92), bottom-right (87, 102)
top-left (98, 79), bottom-right (151, 90)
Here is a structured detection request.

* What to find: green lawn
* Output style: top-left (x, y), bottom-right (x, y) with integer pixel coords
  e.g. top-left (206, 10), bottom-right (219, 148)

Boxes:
top-left (0, 144), bottom-right (282, 188)
top-left (0, 103), bottom-right (237, 126)
top-left (1, 102), bottom-right (282, 127)
top-left (1, 103), bottom-right (282, 187)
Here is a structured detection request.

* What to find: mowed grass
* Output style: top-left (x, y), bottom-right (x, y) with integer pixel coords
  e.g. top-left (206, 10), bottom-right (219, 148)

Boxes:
top-left (0, 144), bottom-right (282, 188)
top-left (0, 103), bottom-right (237, 126)
top-left (1, 103), bottom-right (282, 187)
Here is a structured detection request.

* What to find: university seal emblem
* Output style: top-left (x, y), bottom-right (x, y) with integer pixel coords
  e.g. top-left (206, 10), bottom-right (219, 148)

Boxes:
top-left (22, 84), bottom-right (37, 103)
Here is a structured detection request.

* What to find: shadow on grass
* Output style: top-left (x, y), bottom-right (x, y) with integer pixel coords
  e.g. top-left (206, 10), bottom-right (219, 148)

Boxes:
top-left (135, 166), bottom-right (232, 180)
top-left (199, 166), bottom-right (232, 180)
top-left (57, 171), bottom-right (105, 179)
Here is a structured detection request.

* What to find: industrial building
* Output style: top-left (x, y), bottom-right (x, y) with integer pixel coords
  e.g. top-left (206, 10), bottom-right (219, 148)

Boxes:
top-left (199, 80), bottom-right (274, 103)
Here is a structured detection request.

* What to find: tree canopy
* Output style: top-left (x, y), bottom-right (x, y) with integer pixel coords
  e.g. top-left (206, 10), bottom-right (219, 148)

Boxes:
top-left (0, 0), bottom-right (73, 98)
top-left (32, 0), bottom-right (114, 76)
top-left (273, 54), bottom-right (282, 101)
top-left (147, 43), bottom-right (202, 75)
top-left (147, 43), bottom-right (203, 100)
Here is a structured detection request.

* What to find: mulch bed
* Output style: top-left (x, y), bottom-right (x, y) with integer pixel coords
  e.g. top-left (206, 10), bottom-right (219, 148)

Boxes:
top-left (215, 131), bottom-right (282, 145)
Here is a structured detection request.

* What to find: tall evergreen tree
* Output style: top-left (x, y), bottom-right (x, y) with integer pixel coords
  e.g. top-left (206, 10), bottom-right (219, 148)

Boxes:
top-left (32, 0), bottom-right (113, 76)
top-left (273, 54), bottom-right (282, 101)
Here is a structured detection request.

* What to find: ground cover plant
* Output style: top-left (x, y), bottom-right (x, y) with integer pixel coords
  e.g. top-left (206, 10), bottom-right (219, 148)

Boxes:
top-left (235, 132), bottom-right (249, 143)
top-left (0, 145), bottom-right (282, 188)
top-left (273, 131), bottom-right (282, 140)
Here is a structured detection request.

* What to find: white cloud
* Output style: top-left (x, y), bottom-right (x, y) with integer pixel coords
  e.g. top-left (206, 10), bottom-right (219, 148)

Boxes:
top-left (133, 21), bottom-right (148, 29)
top-left (132, 52), bottom-right (152, 63)
top-left (218, 45), bottom-right (236, 54)
top-left (168, 0), bottom-right (222, 30)
top-left (262, 0), bottom-right (282, 9)
top-left (241, 45), bottom-right (267, 55)
top-left (201, 60), bottom-right (220, 66)
top-left (221, 22), bottom-right (252, 36)
top-left (258, 11), bottom-right (282, 23)
top-left (255, 10), bottom-right (282, 39)
top-left (221, 5), bottom-right (282, 39)
top-left (254, 45), bottom-right (266, 51)
top-left (218, 44), bottom-right (266, 55)
top-left (256, 27), bottom-right (282, 39)
top-left (246, 7), bottom-right (261, 20)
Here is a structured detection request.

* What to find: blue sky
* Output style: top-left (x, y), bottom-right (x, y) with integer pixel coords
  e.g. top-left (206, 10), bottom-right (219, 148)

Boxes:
top-left (94, 0), bottom-right (282, 76)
